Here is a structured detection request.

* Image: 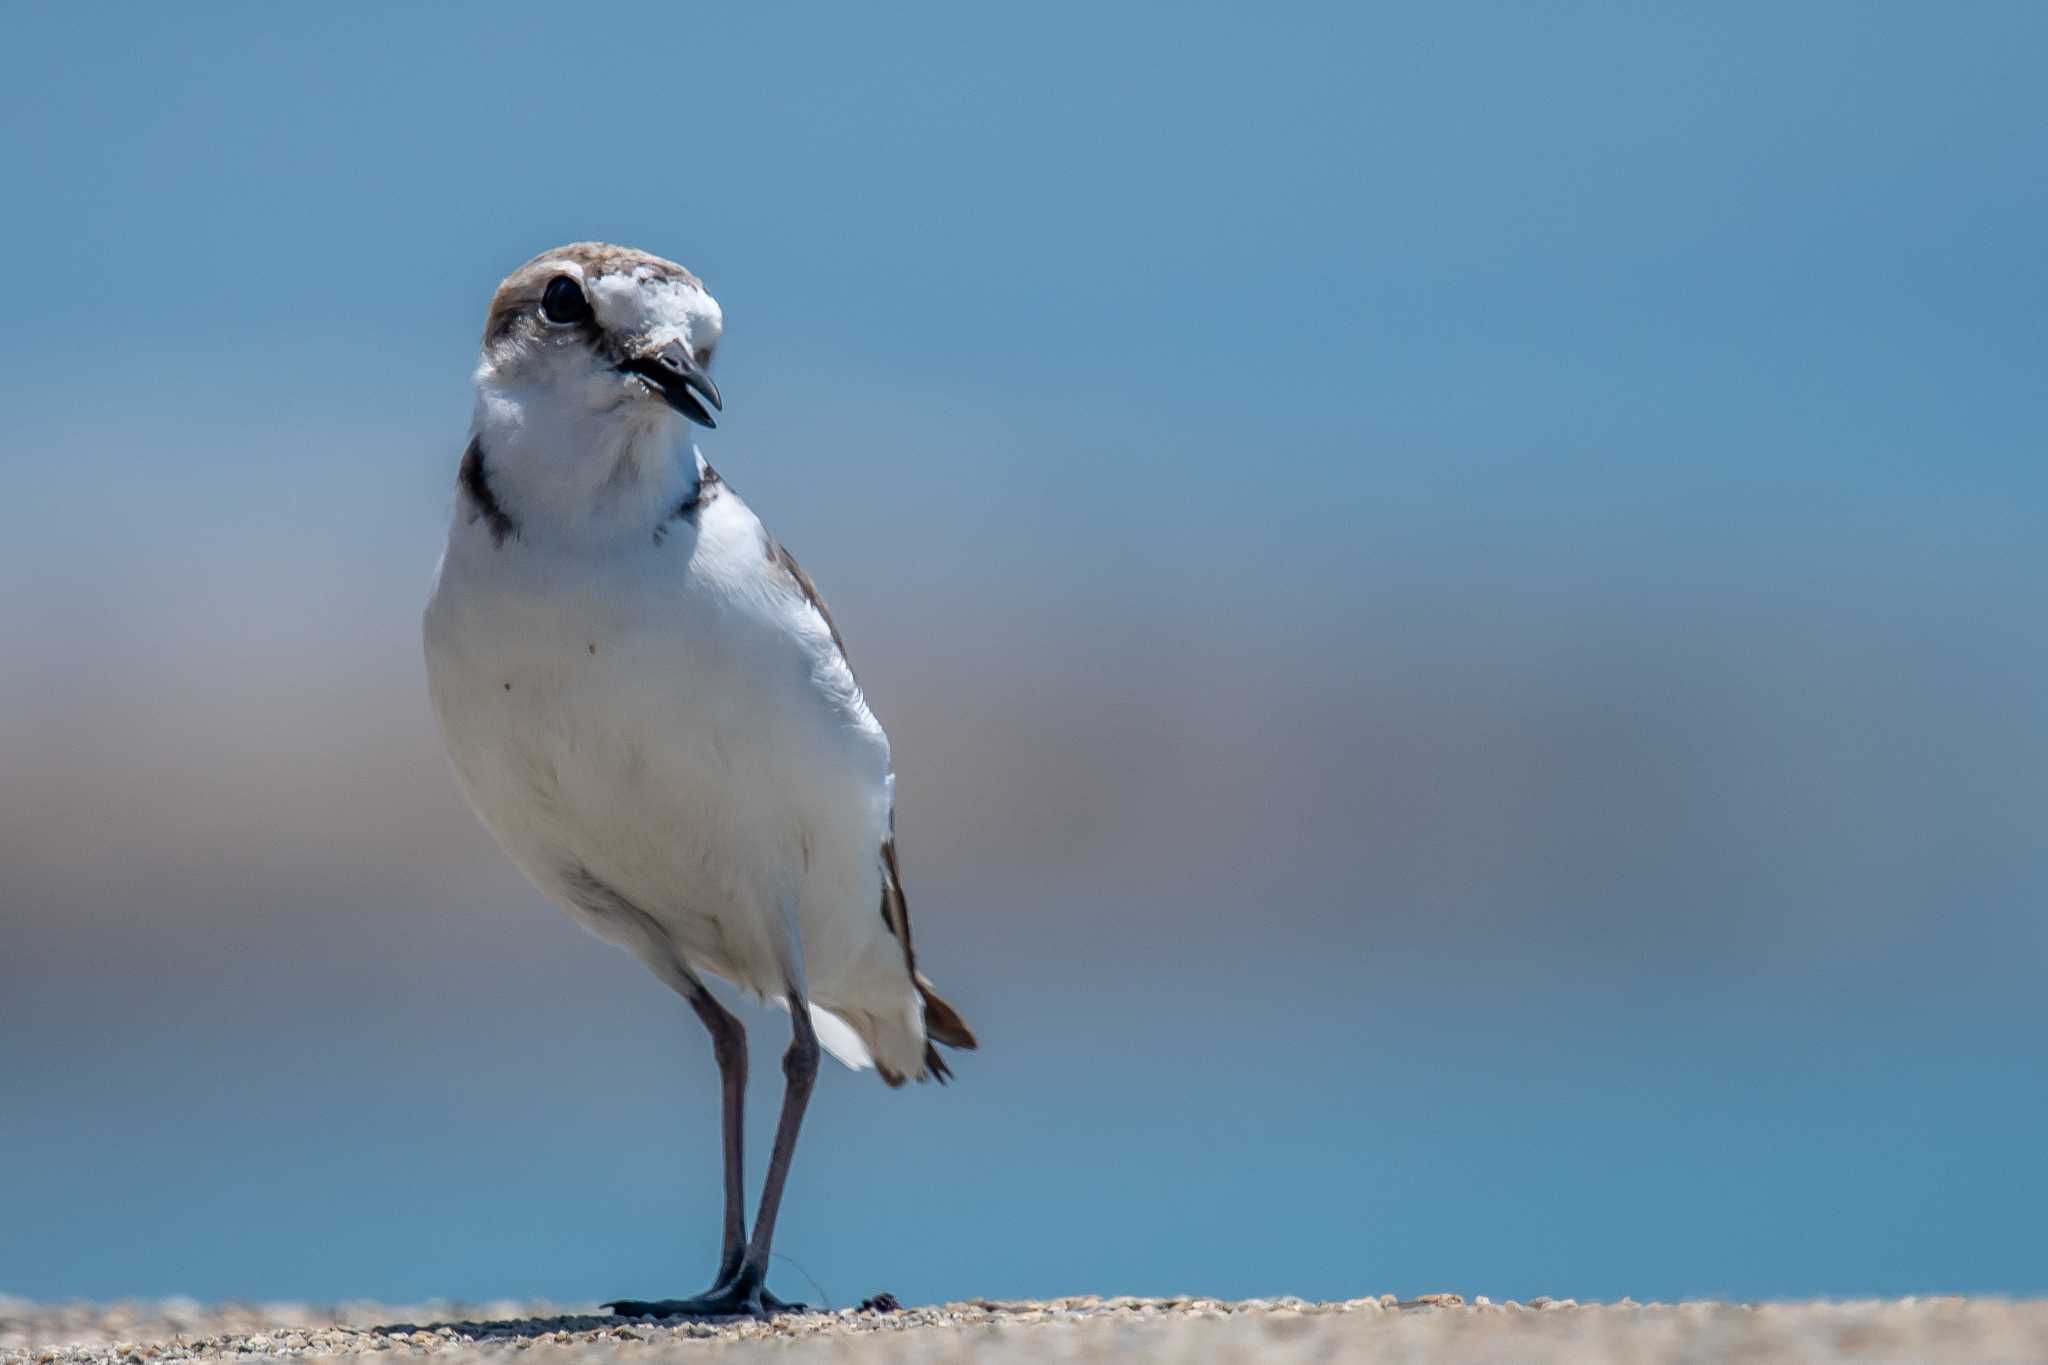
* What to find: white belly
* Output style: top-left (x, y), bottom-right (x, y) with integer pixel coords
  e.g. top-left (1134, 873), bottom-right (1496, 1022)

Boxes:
top-left (422, 492), bottom-right (903, 1013)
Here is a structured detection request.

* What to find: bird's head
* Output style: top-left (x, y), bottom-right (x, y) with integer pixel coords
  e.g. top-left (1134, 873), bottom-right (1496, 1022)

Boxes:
top-left (479, 242), bottom-right (724, 426)
top-left (467, 243), bottom-right (724, 541)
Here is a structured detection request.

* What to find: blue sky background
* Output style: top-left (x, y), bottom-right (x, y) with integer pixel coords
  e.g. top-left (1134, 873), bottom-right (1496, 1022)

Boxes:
top-left (3, 1), bottom-right (2045, 1308)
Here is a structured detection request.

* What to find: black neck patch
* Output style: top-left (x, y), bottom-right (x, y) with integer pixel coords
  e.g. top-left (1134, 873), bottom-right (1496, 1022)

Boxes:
top-left (458, 436), bottom-right (518, 548)
top-left (653, 463), bottom-right (723, 546)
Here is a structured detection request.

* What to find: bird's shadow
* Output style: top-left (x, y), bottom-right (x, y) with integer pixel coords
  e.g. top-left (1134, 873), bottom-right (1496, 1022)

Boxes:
top-left (366, 1295), bottom-right (895, 1342)
top-left (364, 1312), bottom-right (661, 1343)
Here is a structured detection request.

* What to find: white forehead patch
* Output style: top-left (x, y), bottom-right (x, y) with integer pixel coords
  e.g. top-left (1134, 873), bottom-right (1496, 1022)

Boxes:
top-left (587, 268), bottom-right (722, 351)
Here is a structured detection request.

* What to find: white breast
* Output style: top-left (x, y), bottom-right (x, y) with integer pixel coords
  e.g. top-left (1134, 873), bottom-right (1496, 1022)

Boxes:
top-left (423, 472), bottom-right (911, 1040)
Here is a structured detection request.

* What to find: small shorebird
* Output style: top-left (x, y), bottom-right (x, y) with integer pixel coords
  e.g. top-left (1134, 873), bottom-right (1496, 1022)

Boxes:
top-left (422, 243), bottom-right (976, 1317)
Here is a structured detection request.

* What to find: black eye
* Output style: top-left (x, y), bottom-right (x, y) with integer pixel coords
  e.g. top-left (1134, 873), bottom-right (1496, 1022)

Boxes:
top-left (540, 275), bottom-right (591, 326)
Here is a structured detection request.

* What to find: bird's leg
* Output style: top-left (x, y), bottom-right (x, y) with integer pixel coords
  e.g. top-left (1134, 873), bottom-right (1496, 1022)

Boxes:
top-left (734, 998), bottom-right (821, 1293)
top-left (689, 984), bottom-right (749, 1286)
top-left (608, 991), bottom-right (817, 1320)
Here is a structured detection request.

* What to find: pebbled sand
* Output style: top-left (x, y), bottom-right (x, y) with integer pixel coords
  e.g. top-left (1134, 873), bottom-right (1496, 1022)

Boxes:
top-left (7, 1295), bottom-right (2048, 1364)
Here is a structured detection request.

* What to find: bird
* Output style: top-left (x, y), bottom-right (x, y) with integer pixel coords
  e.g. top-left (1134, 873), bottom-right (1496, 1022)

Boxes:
top-left (422, 242), bottom-right (976, 1318)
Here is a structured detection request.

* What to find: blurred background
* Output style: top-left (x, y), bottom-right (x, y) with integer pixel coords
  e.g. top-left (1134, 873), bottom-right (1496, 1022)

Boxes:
top-left (3, 1), bottom-right (2044, 1310)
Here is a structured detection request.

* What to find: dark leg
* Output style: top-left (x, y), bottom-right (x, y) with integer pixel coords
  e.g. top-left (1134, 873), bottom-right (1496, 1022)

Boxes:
top-left (688, 985), bottom-right (748, 1284)
top-left (735, 1000), bottom-right (821, 1291)
top-left (609, 994), bottom-right (819, 1319)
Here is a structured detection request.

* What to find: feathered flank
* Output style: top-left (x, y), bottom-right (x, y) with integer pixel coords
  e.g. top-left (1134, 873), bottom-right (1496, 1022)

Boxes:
top-left (764, 532), bottom-right (852, 670)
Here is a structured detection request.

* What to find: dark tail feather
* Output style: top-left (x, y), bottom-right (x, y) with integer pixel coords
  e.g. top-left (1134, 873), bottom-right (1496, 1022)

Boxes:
top-left (918, 974), bottom-right (978, 1051)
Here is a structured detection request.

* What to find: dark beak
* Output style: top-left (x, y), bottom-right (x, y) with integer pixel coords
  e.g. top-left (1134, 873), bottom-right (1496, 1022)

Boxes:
top-left (622, 340), bottom-right (723, 427)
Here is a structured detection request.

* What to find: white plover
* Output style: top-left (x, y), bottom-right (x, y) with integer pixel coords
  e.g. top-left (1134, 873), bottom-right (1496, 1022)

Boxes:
top-left (422, 243), bottom-right (975, 1316)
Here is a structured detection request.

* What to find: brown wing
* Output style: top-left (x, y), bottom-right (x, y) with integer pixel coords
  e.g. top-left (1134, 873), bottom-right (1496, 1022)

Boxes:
top-left (880, 829), bottom-right (978, 1083)
top-left (765, 535), bottom-right (976, 1077)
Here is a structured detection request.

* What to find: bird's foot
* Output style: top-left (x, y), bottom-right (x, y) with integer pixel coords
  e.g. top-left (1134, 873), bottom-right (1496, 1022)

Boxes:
top-left (606, 1284), bottom-right (805, 1319)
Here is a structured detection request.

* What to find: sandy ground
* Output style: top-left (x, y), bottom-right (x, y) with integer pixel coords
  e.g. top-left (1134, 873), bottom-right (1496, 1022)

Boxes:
top-left (7, 1295), bottom-right (2048, 1364)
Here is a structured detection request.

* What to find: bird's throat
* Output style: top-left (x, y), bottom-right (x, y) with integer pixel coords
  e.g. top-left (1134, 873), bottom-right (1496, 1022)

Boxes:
top-left (470, 381), bottom-right (697, 547)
